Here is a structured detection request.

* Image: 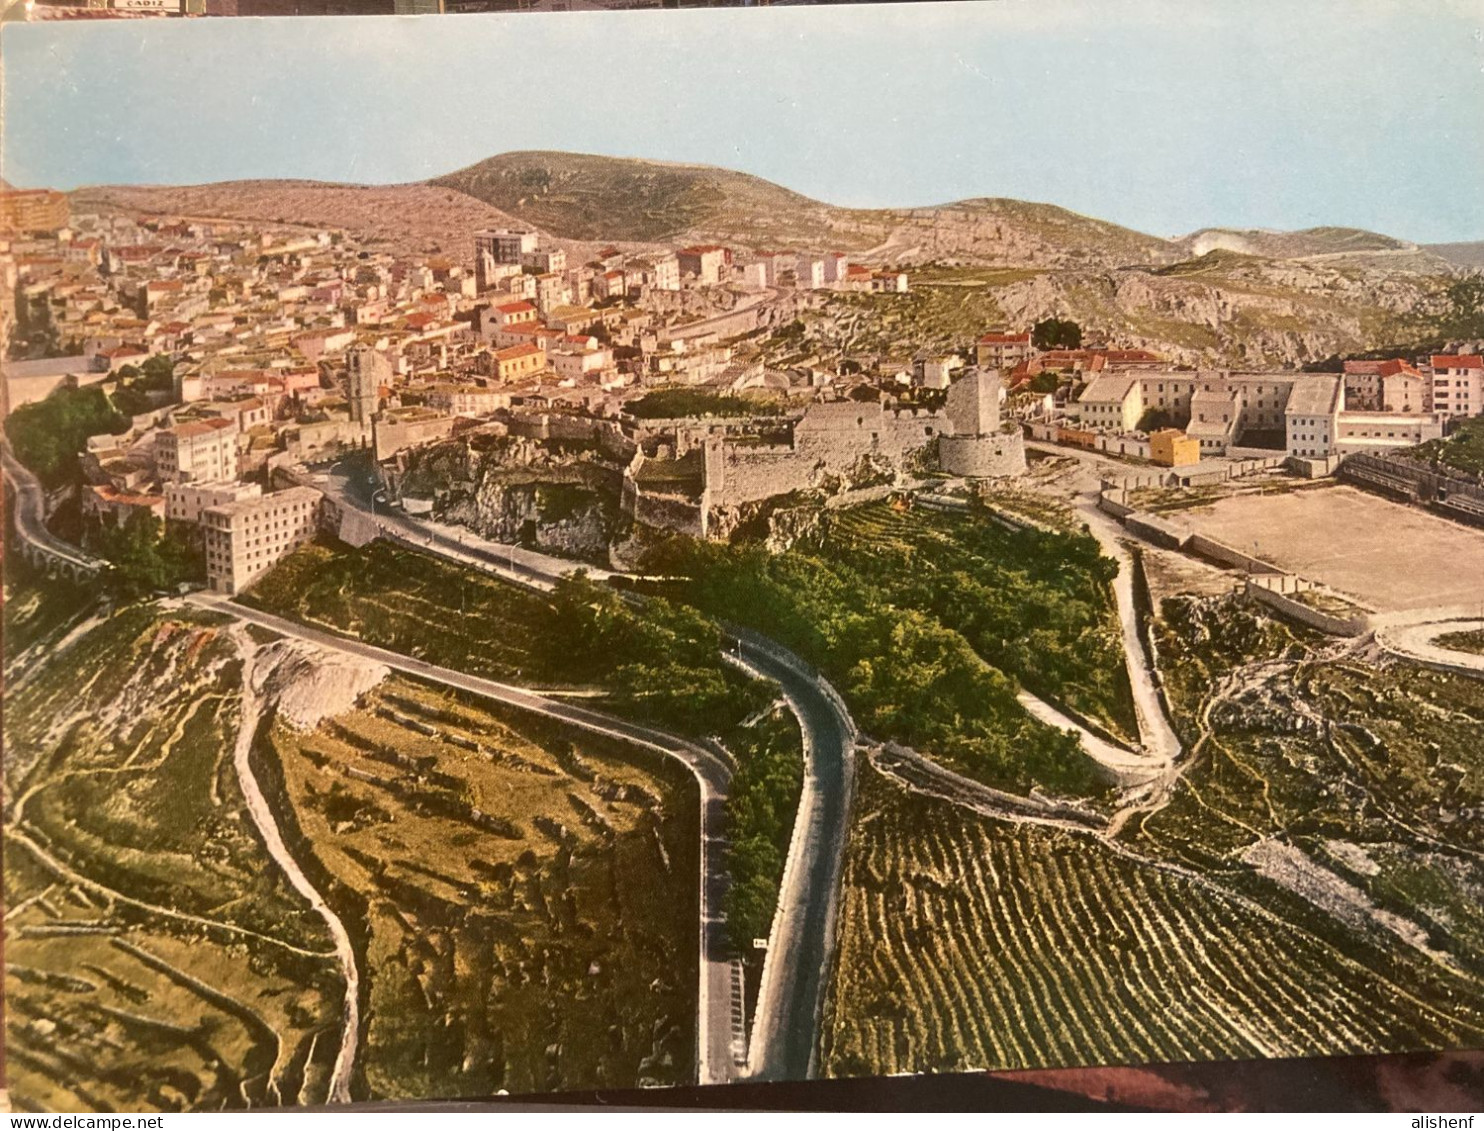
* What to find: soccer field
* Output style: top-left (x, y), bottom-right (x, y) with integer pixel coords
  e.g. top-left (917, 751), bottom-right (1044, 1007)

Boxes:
top-left (1182, 485), bottom-right (1484, 613)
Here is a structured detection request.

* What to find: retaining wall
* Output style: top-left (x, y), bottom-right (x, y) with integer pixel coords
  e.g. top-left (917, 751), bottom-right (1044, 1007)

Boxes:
top-left (1245, 579), bottom-right (1369, 636)
top-left (1187, 533), bottom-right (1283, 575)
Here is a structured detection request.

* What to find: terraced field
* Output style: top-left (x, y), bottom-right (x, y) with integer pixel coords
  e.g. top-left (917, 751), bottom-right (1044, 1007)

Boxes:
top-left (822, 592), bottom-right (1484, 1079)
top-left (239, 540), bottom-right (553, 685)
top-left (263, 677), bottom-right (700, 1098)
top-left (4, 586), bottom-right (343, 1112)
top-left (822, 761), bottom-right (1484, 1079)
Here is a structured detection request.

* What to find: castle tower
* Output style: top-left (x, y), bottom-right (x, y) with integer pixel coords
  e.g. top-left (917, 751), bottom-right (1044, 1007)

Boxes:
top-left (945, 367), bottom-right (1002, 437)
top-left (347, 346), bottom-right (390, 425)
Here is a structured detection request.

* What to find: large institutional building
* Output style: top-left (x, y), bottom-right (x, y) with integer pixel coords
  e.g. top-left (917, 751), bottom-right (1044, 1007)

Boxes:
top-left (1072, 368), bottom-right (1443, 460)
top-left (202, 485), bottom-right (322, 596)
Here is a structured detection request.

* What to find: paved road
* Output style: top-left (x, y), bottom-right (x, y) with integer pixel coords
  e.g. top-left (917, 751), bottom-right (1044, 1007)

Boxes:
top-left (1376, 618), bottom-right (1484, 677)
top-left (2, 441), bottom-right (107, 573)
top-left (187, 592), bottom-right (737, 1086)
top-left (317, 455), bottom-right (860, 1078)
top-left (726, 633), bottom-right (856, 1083)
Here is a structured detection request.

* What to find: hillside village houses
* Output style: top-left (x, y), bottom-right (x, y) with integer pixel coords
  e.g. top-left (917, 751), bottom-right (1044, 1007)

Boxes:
top-left (3, 193), bottom-right (1479, 594)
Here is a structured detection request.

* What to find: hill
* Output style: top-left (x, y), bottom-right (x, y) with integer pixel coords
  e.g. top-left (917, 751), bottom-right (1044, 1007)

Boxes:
top-left (66, 153), bottom-right (1469, 368)
top-left (1428, 241), bottom-right (1484, 270)
top-left (68, 179), bottom-right (639, 265)
top-left (430, 150), bottom-right (858, 246)
top-left (430, 151), bottom-right (1177, 268)
top-left (1176, 225), bottom-right (1413, 260)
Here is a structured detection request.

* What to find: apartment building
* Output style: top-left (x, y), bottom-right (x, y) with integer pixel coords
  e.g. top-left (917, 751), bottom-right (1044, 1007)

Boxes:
top-left (156, 417), bottom-right (239, 483)
top-left (1430, 354), bottom-right (1483, 419)
top-left (165, 480), bottom-right (263, 525)
top-left (203, 486), bottom-right (322, 596)
top-left (977, 330), bottom-right (1033, 372)
top-left (677, 246), bottom-right (728, 286)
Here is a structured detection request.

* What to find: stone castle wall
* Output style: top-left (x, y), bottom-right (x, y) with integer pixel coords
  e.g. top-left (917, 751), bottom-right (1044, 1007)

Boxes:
top-left (939, 431), bottom-right (1025, 478)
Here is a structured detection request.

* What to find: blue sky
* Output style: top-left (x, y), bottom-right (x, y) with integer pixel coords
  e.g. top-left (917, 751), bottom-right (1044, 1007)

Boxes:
top-left (3, 0), bottom-right (1482, 242)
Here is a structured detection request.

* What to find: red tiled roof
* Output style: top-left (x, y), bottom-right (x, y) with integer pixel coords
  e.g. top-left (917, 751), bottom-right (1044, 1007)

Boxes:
top-left (1432, 354), bottom-right (1483, 370)
top-left (979, 331), bottom-right (1030, 345)
top-left (173, 418), bottom-right (235, 439)
top-left (495, 343), bottom-right (544, 360)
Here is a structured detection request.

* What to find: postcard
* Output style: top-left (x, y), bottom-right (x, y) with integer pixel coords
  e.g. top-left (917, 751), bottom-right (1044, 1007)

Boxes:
top-left (2, 0), bottom-right (1482, 1112)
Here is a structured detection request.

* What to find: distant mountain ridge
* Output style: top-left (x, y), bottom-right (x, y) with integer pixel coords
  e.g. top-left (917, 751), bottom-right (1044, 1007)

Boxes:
top-left (67, 150), bottom-right (1479, 369)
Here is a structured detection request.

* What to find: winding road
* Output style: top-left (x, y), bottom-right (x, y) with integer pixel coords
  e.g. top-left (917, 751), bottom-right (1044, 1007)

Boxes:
top-left (2, 440), bottom-right (108, 577)
top-left (189, 591), bottom-right (738, 1087)
top-left (224, 625), bottom-right (360, 1105)
top-left (315, 456), bottom-right (859, 1084)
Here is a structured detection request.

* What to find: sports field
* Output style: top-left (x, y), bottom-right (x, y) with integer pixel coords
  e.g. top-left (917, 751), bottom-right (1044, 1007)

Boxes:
top-left (1181, 486), bottom-right (1484, 613)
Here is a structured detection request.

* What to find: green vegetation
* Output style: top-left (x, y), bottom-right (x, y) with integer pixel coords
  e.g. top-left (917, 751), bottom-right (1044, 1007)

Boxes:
top-left (1407, 418), bottom-right (1484, 477)
top-left (265, 677), bottom-right (699, 1097)
top-left (644, 501), bottom-right (1122, 797)
top-left (720, 708), bottom-right (803, 993)
top-left (243, 540), bottom-right (769, 738)
top-left (108, 355), bottom-right (176, 418)
top-left (240, 539), bottom-right (554, 681)
top-left (1031, 317), bottom-right (1081, 350)
top-left (4, 594), bottom-right (342, 1111)
top-left (543, 573), bottom-right (768, 735)
top-left (1435, 628), bottom-right (1484, 656)
top-left (811, 503), bottom-right (1134, 742)
top-left (93, 511), bottom-right (203, 600)
top-left (626, 387), bottom-right (784, 420)
top-left (7, 386), bottom-right (128, 487)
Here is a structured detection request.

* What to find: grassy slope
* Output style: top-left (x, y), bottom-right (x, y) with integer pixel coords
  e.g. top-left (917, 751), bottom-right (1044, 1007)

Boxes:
top-left (266, 677), bottom-right (699, 1097)
top-left (3, 579), bottom-right (341, 1112)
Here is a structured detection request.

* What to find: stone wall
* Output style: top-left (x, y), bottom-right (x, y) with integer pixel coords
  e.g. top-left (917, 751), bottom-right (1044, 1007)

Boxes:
top-left (939, 431), bottom-right (1026, 477)
top-left (374, 414), bottom-right (455, 462)
top-left (1187, 532), bottom-right (1283, 575)
top-left (1125, 512), bottom-right (1190, 550)
top-left (1246, 579), bottom-right (1369, 636)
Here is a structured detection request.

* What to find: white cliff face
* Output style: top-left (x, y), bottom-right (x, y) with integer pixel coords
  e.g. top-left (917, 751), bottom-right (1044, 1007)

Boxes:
top-left (252, 638), bottom-right (389, 732)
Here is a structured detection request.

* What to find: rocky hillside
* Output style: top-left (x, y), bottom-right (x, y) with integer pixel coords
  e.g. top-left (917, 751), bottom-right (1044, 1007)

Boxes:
top-left (70, 152), bottom-right (1478, 367)
top-left (430, 151), bottom-right (1176, 268)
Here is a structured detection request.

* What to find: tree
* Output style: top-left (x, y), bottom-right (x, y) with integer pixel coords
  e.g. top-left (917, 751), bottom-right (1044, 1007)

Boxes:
top-left (6, 386), bottom-right (129, 487)
top-left (1032, 317), bottom-right (1082, 351)
top-left (96, 511), bottom-right (202, 599)
top-left (1136, 407), bottom-right (1175, 433)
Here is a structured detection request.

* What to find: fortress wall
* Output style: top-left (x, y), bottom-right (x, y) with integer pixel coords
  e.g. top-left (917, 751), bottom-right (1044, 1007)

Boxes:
top-left (630, 489), bottom-right (706, 538)
top-left (938, 432), bottom-right (1026, 478)
top-left (374, 416), bottom-right (453, 462)
top-left (715, 446), bottom-right (812, 508)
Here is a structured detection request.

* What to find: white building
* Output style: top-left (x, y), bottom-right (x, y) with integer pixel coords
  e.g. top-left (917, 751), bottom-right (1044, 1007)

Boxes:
top-left (203, 486), bottom-right (322, 596)
top-left (1431, 354), bottom-right (1483, 419)
top-left (156, 417), bottom-right (239, 484)
top-left (165, 480), bottom-right (262, 525)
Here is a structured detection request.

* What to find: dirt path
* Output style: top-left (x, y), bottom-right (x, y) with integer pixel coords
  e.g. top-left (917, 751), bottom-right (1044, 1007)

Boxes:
top-left (227, 627), bottom-right (360, 1105)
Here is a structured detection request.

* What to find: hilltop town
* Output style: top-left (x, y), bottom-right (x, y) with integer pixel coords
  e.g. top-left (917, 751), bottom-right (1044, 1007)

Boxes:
top-left (5, 174), bottom-right (1484, 1111)
top-left (2, 181), bottom-right (1481, 596)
